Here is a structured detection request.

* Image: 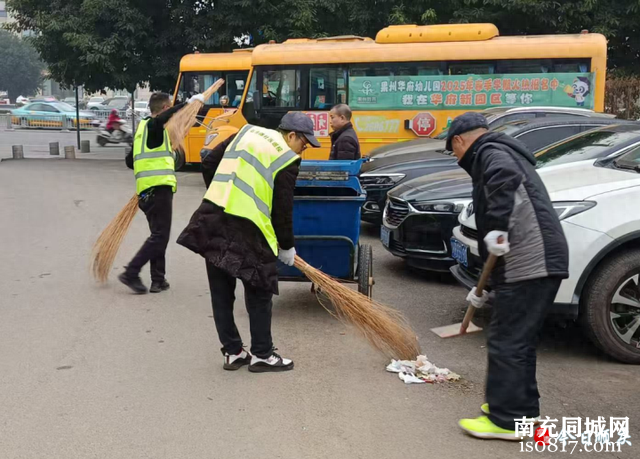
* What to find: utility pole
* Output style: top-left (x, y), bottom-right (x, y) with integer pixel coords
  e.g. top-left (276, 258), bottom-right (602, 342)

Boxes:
top-left (75, 85), bottom-right (81, 149)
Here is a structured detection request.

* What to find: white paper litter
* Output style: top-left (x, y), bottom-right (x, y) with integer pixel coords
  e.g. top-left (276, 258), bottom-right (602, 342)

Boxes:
top-left (398, 372), bottom-right (426, 384)
top-left (387, 355), bottom-right (460, 384)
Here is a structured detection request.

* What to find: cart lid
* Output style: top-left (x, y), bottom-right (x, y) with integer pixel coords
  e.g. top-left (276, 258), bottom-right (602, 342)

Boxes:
top-left (299, 159), bottom-right (364, 180)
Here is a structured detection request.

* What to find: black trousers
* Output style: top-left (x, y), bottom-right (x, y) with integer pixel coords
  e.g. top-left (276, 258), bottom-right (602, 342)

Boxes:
top-left (125, 186), bottom-right (173, 283)
top-left (206, 261), bottom-right (274, 359)
top-left (486, 277), bottom-right (562, 430)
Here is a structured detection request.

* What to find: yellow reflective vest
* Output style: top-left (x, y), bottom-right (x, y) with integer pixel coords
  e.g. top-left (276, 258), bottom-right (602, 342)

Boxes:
top-left (133, 118), bottom-right (177, 195)
top-left (204, 125), bottom-right (300, 255)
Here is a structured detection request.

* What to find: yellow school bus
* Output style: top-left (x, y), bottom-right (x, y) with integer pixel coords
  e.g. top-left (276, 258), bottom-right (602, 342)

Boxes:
top-left (201, 23), bottom-right (606, 160)
top-left (173, 50), bottom-right (252, 163)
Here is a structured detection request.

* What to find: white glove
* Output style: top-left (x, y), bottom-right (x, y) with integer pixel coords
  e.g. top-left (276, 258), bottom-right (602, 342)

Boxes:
top-left (484, 230), bottom-right (510, 256)
top-left (188, 94), bottom-right (205, 104)
top-left (466, 287), bottom-right (489, 309)
top-left (278, 247), bottom-right (296, 267)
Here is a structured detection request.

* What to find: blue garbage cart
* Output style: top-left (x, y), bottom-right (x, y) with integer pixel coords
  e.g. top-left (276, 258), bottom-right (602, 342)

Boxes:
top-left (277, 159), bottom-right (374, 297)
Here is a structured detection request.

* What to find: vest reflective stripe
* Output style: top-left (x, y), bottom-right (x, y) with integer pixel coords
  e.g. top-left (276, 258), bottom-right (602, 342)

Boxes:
top-left (203, 125), bottom-right (299, 255)
top-left (270, 150), bottom-right (299, 171)
top-left (133, 119), bottom-right (176, 195)
top-left (135, 150), bottom-right (174, 161)
top-left (135, 169), bottom-right (177, 179)
top-left (224, 150), bottom-right (275, 187)
top-left (212, 173), bottom-right (271, 218)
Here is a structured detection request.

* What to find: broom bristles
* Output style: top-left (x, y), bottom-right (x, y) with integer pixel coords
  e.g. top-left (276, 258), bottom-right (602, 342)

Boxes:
top-left (91, 194), bottom-right (139, 283)
top-left (166, 79), bottom-right (226, 153)
top-left (294, 255), bottom-right (421, 360)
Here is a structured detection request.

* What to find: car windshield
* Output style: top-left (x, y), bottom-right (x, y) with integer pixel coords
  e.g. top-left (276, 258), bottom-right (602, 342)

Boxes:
top-left (435, 130), bottom-right (448, 140)
top-left (135, 102), bottom-right (147, 108)
top-left (108, 99), bottom-right (128, 107)
top-left (614, 144), bottom-right (640, 171)
top-left (434, 111), bottom-right (494, 140)
top-left (536, 129), bottom-right (640, 168)
top-left (492, 122), bottom-right (526, 136)
top-left (89, 97), bottom-right (103, 102)
top-left (53, 102), bottom-right (75, 112)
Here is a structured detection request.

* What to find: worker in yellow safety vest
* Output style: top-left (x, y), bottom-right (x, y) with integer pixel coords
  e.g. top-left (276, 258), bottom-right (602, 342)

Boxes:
top-left (177, 112), bottom-right (320, 373)
top-left (119, 91), bottom-right (203, 294)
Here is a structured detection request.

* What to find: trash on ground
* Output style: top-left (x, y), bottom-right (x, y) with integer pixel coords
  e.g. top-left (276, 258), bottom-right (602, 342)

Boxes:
top-left (386, 355), bottom-right (460, 384)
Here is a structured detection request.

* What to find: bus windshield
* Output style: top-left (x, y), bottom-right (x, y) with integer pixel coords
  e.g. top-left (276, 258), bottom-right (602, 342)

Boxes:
top-left (176, 71), bottom-right (248, 107)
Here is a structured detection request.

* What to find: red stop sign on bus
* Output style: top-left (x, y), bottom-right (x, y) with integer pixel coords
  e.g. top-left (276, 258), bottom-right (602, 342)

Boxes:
top-left (410, 112), bottom-right (437, 137)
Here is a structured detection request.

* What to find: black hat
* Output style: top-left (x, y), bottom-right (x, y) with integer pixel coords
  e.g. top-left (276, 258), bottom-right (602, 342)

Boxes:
top-left (445, 112), bottom-right (489, 151)
top-left (278, 112), bottom-right (321, 148)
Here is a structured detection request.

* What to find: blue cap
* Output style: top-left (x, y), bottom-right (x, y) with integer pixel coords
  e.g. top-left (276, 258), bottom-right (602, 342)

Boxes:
top-left (278, 112), bottom-right (321, 148)
top-left (445, 112), bottom-right (489, 151)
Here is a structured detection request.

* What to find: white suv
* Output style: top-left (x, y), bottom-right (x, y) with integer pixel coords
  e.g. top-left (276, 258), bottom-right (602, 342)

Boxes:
top-left (451, 149), bottom-right (640, 363)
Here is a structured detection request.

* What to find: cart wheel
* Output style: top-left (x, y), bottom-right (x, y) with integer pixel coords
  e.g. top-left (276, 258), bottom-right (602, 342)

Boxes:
top-left (358, 244), bottom-right (374, 298)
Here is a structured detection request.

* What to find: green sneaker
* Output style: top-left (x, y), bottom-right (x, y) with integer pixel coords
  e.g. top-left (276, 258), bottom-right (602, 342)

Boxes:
top-left (480, 403), bottom-right (541, 424)
top-left (458, 416), bottom-right (523, 441)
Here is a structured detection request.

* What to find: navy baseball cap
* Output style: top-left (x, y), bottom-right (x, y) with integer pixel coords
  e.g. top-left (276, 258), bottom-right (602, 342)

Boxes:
top-left (278, 112), bottom-right (321, 148)
top-left (445, 112), bottom-right (489, 151)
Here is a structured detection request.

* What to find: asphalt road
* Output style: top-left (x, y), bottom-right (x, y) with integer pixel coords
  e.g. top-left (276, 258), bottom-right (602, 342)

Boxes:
top-left (0, 157), bottom-right (638, 459)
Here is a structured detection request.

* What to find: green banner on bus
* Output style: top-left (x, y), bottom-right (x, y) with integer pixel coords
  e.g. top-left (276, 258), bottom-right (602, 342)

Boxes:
top-left (348, 73), bottom-right (595, 110)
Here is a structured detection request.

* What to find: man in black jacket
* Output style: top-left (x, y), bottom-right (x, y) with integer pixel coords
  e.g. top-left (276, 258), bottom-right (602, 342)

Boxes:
top-left (329, 104), bottom-right (361, 160)
top-left (447, 112), bottom-right (569, 440)
top-left (178, 113), bottom-right (320, 373)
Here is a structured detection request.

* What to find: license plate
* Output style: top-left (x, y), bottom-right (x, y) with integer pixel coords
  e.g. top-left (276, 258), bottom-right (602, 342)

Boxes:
top-left (381, 226), bottom-right (391, 247)
top-left (450, 238), bottom-right (468, 267)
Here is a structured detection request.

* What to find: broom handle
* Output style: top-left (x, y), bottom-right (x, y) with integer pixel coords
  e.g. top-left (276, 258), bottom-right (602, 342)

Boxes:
top-left (460, 254), bottom-right (498, 333)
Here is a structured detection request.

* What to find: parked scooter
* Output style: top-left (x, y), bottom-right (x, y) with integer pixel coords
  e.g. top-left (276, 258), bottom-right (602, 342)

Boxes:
top-left (97, 119), bottom-right (133, 146)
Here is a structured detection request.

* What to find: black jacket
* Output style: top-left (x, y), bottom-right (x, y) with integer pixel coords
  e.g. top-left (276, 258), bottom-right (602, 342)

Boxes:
top-left (177, 133), bottom-right (300, 294)
top-left (329, 122), bottom-right (361, 160)
top-left (458, 131), bottom-right (568, 284)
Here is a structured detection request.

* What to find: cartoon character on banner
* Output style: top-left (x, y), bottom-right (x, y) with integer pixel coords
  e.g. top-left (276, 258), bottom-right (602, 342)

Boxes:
top-left (564, 77), bottom-right (591, 106)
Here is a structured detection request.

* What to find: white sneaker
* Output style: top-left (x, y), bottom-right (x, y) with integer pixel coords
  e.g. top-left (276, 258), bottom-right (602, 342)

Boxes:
top-left (248, 351), bottom-right (294, 373)
top-left (223, 349), bottom-right (252, 371)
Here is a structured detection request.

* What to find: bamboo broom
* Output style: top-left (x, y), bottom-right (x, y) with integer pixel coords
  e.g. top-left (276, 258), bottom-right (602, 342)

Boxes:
top-left (165, 79), bottom-right (226, 154)
top-left (294, 256), bottom-right (421, 360)
top-left (90, 81), bottom-right (224, 283)
top-left (91, 194), bottom-right (139, 283)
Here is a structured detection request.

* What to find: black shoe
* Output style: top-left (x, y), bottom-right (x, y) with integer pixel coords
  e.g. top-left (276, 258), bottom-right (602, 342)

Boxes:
top-left (248, 351), bottom-right (294, 373)
top-left (118, 273), bottom-right (147, 294)
top-left (223, 349), bottom-right (252, 371)
top-left (150, 280), bottom-right (170, 293)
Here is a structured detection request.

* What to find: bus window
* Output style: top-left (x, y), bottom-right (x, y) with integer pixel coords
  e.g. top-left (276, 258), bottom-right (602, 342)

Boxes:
top-left (349, 65), bottom-right (392, 77)
top-left (262, 69), bottom-right (301, 108)
top-left (448, 61), bottom-right (496, 75)
top-left (309, 68), bottom-right (348, 109)
top-left (242, 71), bottom-right (258, 123)
top-left (497, 59), bottom-right (553, 74)
top-left (225, 73), bottom-right (247, 108)
top-left (177, 72), bottom-right (223, 105)
top-left (552, 60), bottom-right (591, 73)
top-left (392, 63), bottom-right (443, 76)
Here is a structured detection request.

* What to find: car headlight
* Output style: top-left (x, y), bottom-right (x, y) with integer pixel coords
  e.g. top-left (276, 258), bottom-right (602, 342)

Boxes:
top-left (204, 133), bottom-right (218, 145)
top-left (411, 201), bottom-right (465, 213)
top-left (552, 201), bottom-right (596, 220)
top-left (360, 173), bottom-right (405, 188)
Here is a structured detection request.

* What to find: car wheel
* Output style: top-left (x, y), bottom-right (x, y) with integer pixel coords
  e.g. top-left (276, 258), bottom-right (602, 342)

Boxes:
top-left (581, 249), bottom-right (640, 364)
